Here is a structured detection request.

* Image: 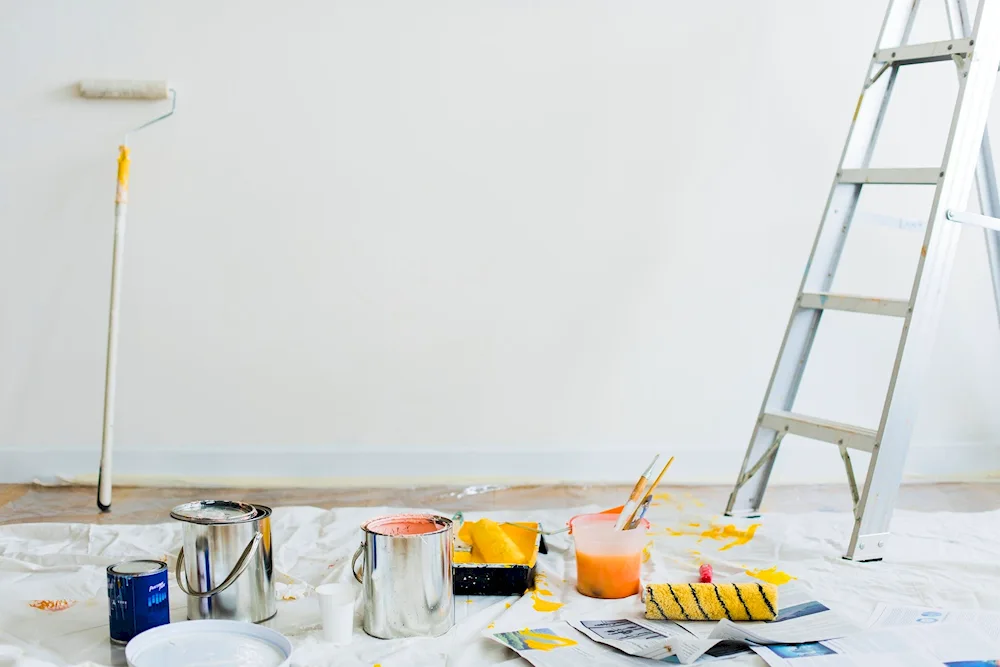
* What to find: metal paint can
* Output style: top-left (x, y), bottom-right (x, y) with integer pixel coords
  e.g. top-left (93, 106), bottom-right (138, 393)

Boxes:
top-left (107, 559), bottom-right (170, 644)
top-left (170, 500), bottom-right (276, 623)
top-left (351, 513), bottom-right (454, 639)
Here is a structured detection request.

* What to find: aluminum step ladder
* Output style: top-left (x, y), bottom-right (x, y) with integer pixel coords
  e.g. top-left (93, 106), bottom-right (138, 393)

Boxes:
top-left (725, 0), bottom-right (1000, 561)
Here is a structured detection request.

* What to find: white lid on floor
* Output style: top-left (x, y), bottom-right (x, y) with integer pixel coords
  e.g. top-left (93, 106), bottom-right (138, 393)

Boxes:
top-left (125, 620), bottom-right (291, 667)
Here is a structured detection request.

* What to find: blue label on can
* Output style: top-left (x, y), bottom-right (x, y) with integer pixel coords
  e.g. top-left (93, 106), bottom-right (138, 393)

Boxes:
top-left (107, 561), bottom-right (170, 643)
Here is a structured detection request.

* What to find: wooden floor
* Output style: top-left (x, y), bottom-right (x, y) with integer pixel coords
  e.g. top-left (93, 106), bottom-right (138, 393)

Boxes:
top-left (1, 482), bottom-right (998, 525)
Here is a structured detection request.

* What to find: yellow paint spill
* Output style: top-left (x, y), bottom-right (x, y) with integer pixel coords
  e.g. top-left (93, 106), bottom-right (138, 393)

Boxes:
top-left (487, 622), bottom-right (495, 629)
top-left (520, 628), bottom-right (577, 651)
top-left (701, 523), bottom-right (760, 551)
top-left (281, 594), bottom-right (297, 601)
top-left (745, 566), bottom-right (796, 585)
top-left (687, 522), bottom-right (701, 528)
top-left (653, 492), bottom-right (671, 501)
top-left (642, 540), bottom-right (654, 563)
top-left (466, 598), bottom-right (474, 604)
top-left (29, 600), bottom-right (75, 612)
top-left (688, 549), bottom-right (701, 557)
top-left (505, 602), bottom-right (511, 609)
top-left (529, 574), bottom-right (564, 612)
top-left (663, 522), bottom-right (761, 551)
top-left (530, 590), bottom-right (563, 612)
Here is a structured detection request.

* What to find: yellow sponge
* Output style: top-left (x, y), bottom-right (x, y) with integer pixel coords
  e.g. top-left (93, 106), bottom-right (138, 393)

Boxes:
top-left (645, 583), bottom-right (778, 621)
top-left (469, 519), bottom-right (526, 564)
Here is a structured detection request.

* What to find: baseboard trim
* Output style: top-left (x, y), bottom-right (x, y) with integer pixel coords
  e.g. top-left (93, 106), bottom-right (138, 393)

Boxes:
top-left (3, 442), bottom-right (999, 487)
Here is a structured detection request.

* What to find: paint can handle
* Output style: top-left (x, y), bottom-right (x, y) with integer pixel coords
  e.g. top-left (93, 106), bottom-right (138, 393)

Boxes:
top-left (351, 542), bottom-right (364, 584)
top-left (175, 532), bottom-right (262, 598)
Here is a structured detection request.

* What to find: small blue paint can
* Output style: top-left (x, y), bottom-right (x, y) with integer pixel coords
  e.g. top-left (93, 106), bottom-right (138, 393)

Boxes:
top-left (107, 559), bottom-right (170, 644)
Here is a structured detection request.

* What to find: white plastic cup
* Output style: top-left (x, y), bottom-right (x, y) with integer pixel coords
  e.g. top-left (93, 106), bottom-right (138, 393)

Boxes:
top-left (316, 583), bottom-right (356, 645)
top-left (569, 513), bottom-right (650, 599)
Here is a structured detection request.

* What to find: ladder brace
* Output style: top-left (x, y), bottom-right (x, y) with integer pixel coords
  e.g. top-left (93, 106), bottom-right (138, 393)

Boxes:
top-left (946, 208), bottom-right (1000, 231)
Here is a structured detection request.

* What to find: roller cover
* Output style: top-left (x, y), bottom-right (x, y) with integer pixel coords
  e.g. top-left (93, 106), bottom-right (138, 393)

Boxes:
top-left (644, 582), bottom-right (778, 621)
top-left (78, 79), bottom-right (169, 100)
top-left (469, 519), bottom-right (526, 564)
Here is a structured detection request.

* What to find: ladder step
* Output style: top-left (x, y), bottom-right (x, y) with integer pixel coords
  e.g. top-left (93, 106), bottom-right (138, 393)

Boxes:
top-left (839, 168), bottom-right (941, 185)
top-left (799, 292), bottom-right (910, 317)
top-left (760, 411), bottom-right (876, 453)
top-left (875, 38), bottom-right (973, 66)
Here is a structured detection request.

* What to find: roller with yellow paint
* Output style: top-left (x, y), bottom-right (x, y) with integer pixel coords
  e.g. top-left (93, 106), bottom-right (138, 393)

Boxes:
top-left (77, 80), bottom-right (176, 512)
top-left (469, 519), bottom-right (527, 564)
top-left (644, 582), bottom-right (778, 621)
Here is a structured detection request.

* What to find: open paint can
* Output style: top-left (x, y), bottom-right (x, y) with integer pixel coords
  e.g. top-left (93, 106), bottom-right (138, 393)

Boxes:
top-left (352, 513), bottom-right (454, 639)
top-left (171, 500), bottom-right (276, 623)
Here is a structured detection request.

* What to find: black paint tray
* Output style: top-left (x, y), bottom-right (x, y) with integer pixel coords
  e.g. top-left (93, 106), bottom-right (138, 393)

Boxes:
top-left (453, 522), bottom-right (542, 596)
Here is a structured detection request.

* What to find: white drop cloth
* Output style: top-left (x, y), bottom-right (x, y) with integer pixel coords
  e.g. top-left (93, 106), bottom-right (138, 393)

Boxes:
top-left (1, 501), bottom-right (998, 666)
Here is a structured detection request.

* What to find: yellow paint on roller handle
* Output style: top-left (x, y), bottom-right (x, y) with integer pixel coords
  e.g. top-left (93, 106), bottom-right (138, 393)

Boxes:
top-left (115, 146), bottom-right (130, 204)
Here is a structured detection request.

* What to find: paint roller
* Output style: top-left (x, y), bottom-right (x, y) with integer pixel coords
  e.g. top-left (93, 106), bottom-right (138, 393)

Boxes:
top-left (644, 582), bottom-right (778, 622)
top-left (77, 79), bottom-right (176, 511)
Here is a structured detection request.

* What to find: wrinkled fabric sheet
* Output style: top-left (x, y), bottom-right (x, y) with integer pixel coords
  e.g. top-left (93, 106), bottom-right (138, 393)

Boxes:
top-left (1, 501), bottom-right (998, 666)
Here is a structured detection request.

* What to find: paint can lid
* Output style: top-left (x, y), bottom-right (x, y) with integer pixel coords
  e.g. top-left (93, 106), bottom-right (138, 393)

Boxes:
top-left (170, 500), bottom-right (258, 525)
top-left (109, 560), bottom-right (167, 576)
top-left (125, 620), bottom-right (291, 667)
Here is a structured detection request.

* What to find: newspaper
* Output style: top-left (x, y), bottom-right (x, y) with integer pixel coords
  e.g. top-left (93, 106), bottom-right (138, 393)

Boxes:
top-left (570, 618), bottom-right (749, 664)
top-left (704, 584), bottom-right (861, 645)
top-left (752, 623), bottom-right (1000, 667)
top-left (488, 622), bottom-right (660, 666)
top-left (566, 585), bottom-right (861, 664)
top-left (868, 602), bottom-right (1000, 640)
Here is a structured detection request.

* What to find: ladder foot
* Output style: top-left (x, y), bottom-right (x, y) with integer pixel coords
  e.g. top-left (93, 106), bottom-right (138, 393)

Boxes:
top-left (842, 556), bottom-right (883, 563)
top-left (724, 511), bottom-right (761, 519)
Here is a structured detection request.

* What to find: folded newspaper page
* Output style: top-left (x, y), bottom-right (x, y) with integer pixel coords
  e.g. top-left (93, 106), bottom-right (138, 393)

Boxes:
top-left (567, 585), bottom-right (861, 664)
top-left (488, 622), bottom-right (663, 666)
top-left (703, 583), bottom-right (862, 645)
top-left (569, 618), bottom-right (749, 664)
top-left (868, 602), bottom-right (1000, 640)
top-left (752, 622), bottom-right (1000, 667)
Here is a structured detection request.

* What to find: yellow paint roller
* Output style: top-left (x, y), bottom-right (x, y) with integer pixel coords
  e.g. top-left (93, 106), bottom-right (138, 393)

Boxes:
top-left (469, 519), bottom-right (526, 564)
top-left (644, 582), bottom-right (778, 621)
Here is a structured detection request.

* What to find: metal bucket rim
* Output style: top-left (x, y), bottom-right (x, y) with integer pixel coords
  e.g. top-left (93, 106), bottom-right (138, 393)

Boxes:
top-left (170, 500), bottom-right (272, 525)
top-left (361, 513), bottom-right (452, 537)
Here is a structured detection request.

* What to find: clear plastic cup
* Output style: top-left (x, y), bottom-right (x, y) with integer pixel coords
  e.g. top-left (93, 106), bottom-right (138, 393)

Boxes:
top-left (569, 513), bottom-right (650, 599)
top-left (316, 583), bottom-right (356, 645)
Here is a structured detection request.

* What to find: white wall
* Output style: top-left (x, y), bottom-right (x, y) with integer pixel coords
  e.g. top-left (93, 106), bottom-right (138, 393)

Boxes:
top-left (2, 0), bottom-right (1000, 486)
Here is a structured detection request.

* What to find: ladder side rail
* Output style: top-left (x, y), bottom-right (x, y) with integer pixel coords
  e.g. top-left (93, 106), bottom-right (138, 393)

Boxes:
top-left (726, 0), bottom-right (924, 516)
top-left (847, 0), bottom-right (1000, 561)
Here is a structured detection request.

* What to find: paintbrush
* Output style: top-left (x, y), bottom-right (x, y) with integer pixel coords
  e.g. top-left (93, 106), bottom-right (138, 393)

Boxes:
top-left (613, 454), bottom-right (660, 530)
top-left (624, 494), bottom-right (653, 530)
top-left (623, 456), bottom-right (674, 529)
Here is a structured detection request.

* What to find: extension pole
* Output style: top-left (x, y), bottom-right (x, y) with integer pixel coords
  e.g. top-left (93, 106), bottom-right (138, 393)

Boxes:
top-left (97, 145), bottom-right (130, 511)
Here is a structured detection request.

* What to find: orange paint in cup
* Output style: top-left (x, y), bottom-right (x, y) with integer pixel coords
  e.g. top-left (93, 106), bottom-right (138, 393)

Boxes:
top-left (569, 513), bottom-right (650, 599)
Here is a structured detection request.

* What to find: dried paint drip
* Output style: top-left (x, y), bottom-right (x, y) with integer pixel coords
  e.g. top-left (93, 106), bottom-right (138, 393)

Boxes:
top-left (745, 566), bottom-right (796, 585)
top-left (29, 600), bottom-right (76, 612)
top-left (642, 541), bottom-right (654, 563)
